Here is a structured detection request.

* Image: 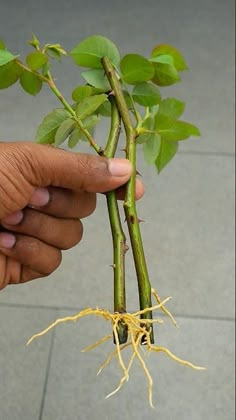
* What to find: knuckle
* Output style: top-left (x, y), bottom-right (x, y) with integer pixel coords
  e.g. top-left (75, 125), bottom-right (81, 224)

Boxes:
top-left (76, 154), bottom-right (108, 190)
top-left (45, 250), bottom-right (62, 275)
top-left (61, 220), bottom-right (83, 250)
top-left (82, 194), bottom-right (96, 218)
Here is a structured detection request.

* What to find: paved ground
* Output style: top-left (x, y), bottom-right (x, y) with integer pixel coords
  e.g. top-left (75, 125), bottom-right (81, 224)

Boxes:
top-left (0, 0), bottom-right (235, 419)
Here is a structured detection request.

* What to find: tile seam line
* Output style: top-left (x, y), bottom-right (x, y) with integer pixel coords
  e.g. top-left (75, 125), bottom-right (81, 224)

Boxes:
top-left (178, 150), bottom-right (235, 158)
top-left (38, 327), bottom-right (55, 420)
top-left (0, 302), bottom-right (235, 322)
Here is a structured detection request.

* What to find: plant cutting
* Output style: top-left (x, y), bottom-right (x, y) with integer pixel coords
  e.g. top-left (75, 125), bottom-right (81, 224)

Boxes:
top-left (0, 34), bottom-right (205, 406)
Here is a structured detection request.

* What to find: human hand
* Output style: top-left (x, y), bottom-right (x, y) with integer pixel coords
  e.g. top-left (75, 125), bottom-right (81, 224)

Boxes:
top-left (0, 142), bottom-right (144, 289)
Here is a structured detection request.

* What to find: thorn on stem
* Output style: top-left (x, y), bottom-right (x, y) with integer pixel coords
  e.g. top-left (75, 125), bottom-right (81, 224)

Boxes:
top-left (109, 264), bottom-right (116, 269)
top-left (125, 244), bottom-right (129, 253)
top-left (138, 218), bottom-right (146, 224)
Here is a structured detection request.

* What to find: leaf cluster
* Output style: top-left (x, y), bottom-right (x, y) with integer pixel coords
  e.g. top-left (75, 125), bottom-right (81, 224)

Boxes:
top-left (0, 34), bottom-right (200, 172)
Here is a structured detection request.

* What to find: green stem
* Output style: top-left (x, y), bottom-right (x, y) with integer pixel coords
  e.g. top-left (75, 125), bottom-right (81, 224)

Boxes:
top-left (104, 97), bottom-right (128, 344)
top-left (16, 60), bottom-right (102, 154)
top-left (46, 71), bottom-right (103, 155)
top-left (102, 57), bottom-right (154, 343)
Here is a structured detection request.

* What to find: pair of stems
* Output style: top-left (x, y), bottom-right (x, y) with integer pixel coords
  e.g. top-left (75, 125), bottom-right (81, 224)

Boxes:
top-left (102, 57), bottom-right (153, 344)
top-left (17, 56), bottom-right (154, 344)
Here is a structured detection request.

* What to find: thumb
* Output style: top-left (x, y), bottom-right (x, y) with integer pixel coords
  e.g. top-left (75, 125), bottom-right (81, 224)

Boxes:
top-left (4, 142), bottom-right (133, 193)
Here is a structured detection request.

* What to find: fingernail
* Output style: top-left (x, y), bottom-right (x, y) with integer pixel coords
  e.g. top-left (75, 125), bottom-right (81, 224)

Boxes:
top-left (29, 188), bottom-right (50, 207)
top-left (2, 211), bottom-right (24, 226)
top-left (108, 159), bottom-right (132, 177)
top-left (0, 233), bottom-right (16, 249)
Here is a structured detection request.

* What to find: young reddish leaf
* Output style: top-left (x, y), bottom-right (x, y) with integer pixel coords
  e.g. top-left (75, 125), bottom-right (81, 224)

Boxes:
top-left (120, 54), bottom-right (155, 85)
top-left (155, 139), bottom-right (179, 173)
top-left (26, 51), bottom-right (48, 70)
top-left (20, 70), bottom-right (42, 96)
top-left (0, 61), bottom-right (22, 89)
top-left (151, 44), bottom-right (188, 71)
top-left (71, 35), bottom-right (120, 69)
top-left (132, 82), bottom-right (161, 106)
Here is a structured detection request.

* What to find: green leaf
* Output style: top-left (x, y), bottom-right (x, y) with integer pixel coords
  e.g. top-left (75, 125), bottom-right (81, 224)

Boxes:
top-left (72, 85), bottom-right (93, 102)
top-left (20, 70), bottom-right (42, 96)
top-left (136, 114), bottom-right (155, 144)
top-left (122, 90), bottom-right (133, 110)
top-left (155, 139), bottom-right (179, 173)
top-left (82, 114), bottom-right (100, 130)
top-left (151, 44), bottom-right (188, 71)
top-left (149, 54), bottom-right (174, 65)
top-left (68, 128), bottom-right (84, 148)
top-left (0, 49), bottom-right (18, 66)
top-left (76, 94), bottom-right (107, 119)
top-left (97, 101), bottom-right (112, 117)
top-left (120, 54), bottom-right (155, 85)
top-left (68, 116), bottom-right (99, 148)
top-left (158, 98), bottom-right (185, 119)
top-left (141, 115), bottom-right (155, 130)
top-left (132, 82), bottom-right (161, 106)
top-left (54, 118), bottom-right (76, 146)
top-left (81, 68), bottom-right (110, 90)
top-left (155, 114), bottom-right (200, 140)
top-left (136, 131), bottom-right (154, 144)
top-left (41, 62), bottom-right (51, 76)
top-left (36, 108), bottom-right (70, 144)
top-left (0, 40), bottom-right (6, 50)
top-left (152, 62), bottom-right (180, 86)
top-left (0, 61), bottom-right (22, 89)
top-left (149, 104), bottom-right (160, 118)
top-left (26, 51), bottom-right (48, 70)
top-left (28, 33), bottom-right (40, 50)
top-left (143, 133), bottom-right (161, 164)
top-left (71, 35), bottom-right (120, 68)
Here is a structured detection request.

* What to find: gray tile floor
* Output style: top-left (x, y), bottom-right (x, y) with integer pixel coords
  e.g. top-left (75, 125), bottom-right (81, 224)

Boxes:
top-left (0, 0), bottom-right (235, 419)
